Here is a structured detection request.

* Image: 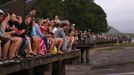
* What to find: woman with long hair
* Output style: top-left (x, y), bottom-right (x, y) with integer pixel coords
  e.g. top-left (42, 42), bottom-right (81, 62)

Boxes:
top-left (1, 12), bottom-right (22, 59)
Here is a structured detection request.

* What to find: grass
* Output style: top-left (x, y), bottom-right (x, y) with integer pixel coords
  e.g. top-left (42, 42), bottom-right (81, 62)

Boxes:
top-left (117, 43), bottom-right (134, 47)
top-left (92, 47), bottom-right (122, 51)
top-left (92, 43), bottom-right (134, 51)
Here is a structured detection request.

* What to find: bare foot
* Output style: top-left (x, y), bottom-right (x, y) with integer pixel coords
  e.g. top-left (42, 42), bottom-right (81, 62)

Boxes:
top-left (58, 50), bottom-right (64, 54)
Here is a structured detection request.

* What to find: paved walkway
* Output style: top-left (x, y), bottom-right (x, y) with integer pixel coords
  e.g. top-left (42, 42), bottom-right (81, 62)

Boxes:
top-left (66, 46), bottom-right (134, 75)
top-left (66, 64), bottom-right (134, 75)
top-left (90, 46), bottom-right (134, 67)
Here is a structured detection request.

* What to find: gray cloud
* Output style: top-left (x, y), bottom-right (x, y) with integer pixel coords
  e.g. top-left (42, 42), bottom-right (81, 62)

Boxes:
top-left (95, 0), bottom-right (134, 33)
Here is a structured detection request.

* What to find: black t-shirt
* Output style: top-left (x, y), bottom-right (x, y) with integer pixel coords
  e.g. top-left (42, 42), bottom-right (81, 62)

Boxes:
top-left (6, 20), bottom-right (14, 32)
top-left (8, 20), bottom-right (14, 27)
top-left (6, 20), bottom-right (22, 36)
top-left (14, 21), bottom-right (22, 30)
top-left (20, 22), bottom-right (32, 37)
top-left (8, 20), bottom-right (22, 30)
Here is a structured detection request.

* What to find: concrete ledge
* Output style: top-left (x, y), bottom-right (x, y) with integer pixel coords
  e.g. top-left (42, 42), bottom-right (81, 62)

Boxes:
top-left (76, 44), bottom-right (92, 49)
top-left (0, 50), bottom-right (80, 75)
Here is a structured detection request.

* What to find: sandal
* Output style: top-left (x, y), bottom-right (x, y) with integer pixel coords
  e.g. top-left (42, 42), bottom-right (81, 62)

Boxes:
top-left (26, 53), bottom-right (33, 58)
top-left (0, 58), bottom-right (3, 61)
top-left (29, 52), bottom-right (38, 56)
top-left (15, 56), bottom-right (21, 59)
top-left (58, 50), bottom-right (64, 54)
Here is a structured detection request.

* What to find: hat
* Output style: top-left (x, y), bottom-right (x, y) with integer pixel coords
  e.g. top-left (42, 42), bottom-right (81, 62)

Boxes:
top-left (61, 20), bottom-right (70, 27)
top-left (0, 9), bottom-right (4, 14)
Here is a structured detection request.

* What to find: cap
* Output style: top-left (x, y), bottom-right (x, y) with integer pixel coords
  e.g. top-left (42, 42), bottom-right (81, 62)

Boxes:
top-left (0, 9), bottom-right (4, 14)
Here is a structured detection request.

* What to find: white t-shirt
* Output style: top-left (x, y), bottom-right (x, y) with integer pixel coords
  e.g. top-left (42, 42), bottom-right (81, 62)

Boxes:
top-left (52, 27), bottom-right (57, 33)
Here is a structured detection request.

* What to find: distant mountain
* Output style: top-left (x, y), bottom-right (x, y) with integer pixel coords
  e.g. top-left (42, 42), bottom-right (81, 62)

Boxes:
top-left (108, 26), bottom-right (122, 34)
top-left (122, 29), bottom-right (134, 33)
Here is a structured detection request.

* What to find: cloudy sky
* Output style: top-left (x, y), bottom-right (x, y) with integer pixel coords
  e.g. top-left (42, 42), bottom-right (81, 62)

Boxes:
top-left (95, 0), bottom-right (134, 33)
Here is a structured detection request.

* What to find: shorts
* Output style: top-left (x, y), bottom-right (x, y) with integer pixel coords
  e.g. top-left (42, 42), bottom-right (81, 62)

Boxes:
top-left (0, 36), bottom-right (10, 47)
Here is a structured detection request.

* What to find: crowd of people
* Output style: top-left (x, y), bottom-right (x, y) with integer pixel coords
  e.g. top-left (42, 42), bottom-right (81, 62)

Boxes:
top-left (0, 8), bottom-right (78, 63)
top-left (75, 30), bottom-right (133, 45)
top-left (0, 8), bottom-right (133, 64)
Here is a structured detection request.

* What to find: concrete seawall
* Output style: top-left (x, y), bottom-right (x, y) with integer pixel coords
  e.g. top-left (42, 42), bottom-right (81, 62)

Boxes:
top-left (0, 50), bottom-right (80, 75)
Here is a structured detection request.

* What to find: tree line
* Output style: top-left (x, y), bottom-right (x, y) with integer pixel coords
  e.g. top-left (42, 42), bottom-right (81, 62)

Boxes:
top-left (1, 0), bottom-right (109, 33)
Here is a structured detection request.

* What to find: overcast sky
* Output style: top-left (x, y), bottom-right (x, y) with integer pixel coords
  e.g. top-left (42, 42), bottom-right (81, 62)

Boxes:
top-left (95, 0), bottom-right (134, 33)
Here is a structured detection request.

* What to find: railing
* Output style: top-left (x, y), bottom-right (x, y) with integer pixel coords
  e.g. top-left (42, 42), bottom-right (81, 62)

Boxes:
top-left (0, 0), bottom-right (26, 16)
top-left (0, 0), bottom-right (38, 16)
top-left (0, 0), bottom-right (14, 5)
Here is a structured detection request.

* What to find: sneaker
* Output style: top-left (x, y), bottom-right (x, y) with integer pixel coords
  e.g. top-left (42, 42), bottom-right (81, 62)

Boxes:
top-left (0, 61), bottom-right (4, 64)
top-left (6, 59), bottom-right (15, 63)
top-left (14, 59), bottom-right (21, 63)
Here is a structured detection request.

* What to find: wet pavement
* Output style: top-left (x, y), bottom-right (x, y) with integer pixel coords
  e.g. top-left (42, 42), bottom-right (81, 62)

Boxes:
top-left (66, 46), bottom-right (134, 75)
top-left (66, 63), bottom-right (134, 75)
